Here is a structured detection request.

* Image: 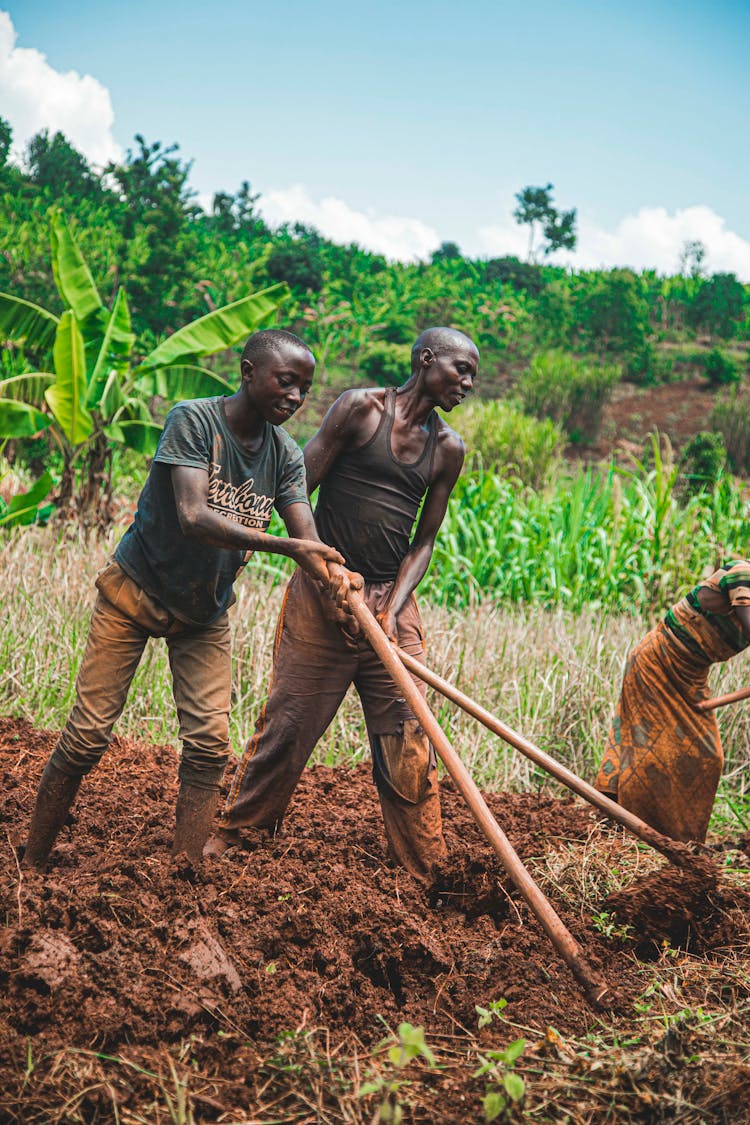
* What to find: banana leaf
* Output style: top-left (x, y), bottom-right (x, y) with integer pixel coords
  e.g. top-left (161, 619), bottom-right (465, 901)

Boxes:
top-left (45, 312), bottom-right (94, 444)
top-left (0, 470), bottom-right (54, 528)
top-left (88, 288), bottom-right (134, 408)
top-left (50, 213), bottom-right (102, 322)
top-left (137, 284), bottom-right (288, 372)
top-left (99, 368), bottom-right (126, 419)
top-left (0, 399), bottom-right (52, 437)
top-left (104, 419), bottom-right (162, 456)
top-left (136, 364), bottom-right (235, 400)
top-left (0, 293), bottom-right (59, 352)
top-left (0, 372), bottom-right (55, 405)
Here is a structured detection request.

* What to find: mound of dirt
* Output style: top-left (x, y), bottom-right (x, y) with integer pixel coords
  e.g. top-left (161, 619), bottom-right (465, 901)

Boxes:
top-left (605, 865), bottom-right (748, 958)
top-left (1, 716), bottom-right (749, 1121)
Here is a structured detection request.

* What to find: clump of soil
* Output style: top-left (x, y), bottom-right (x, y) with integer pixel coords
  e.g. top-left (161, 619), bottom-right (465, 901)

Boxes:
top-left (1, 716), bottom-right (749, 1122)
top-left (605, 866), bottom-right (745, 959)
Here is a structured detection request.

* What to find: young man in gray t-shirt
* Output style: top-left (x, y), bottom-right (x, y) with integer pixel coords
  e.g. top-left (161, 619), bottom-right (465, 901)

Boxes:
top-left (23, 329), bottom-right (344, 866)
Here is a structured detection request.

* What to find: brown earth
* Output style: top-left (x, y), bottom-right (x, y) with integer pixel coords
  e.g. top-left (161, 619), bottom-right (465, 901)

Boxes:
top-left (573, 377), bottom-right (720, 465)
top-left (1, 716), bottom-right (749, 1122)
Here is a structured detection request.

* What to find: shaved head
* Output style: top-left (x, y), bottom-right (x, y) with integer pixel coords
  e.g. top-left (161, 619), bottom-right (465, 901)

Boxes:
top-left (410, 327), bottom-right (478, 372)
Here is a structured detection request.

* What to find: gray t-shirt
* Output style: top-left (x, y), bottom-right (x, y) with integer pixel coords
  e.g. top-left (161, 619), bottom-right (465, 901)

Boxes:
top-left (116, 396), bottom-right (308, 626)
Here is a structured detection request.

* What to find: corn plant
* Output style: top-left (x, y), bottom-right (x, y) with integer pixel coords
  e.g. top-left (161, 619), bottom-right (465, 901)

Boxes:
top-left (425, 442), bottom-right (750, 614)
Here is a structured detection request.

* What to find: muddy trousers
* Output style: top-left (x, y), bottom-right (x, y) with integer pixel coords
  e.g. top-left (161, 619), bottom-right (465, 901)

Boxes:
top-left (49, 560), bottom-right (232, 790)
top-left (218, 569), bottom-right (447, 881)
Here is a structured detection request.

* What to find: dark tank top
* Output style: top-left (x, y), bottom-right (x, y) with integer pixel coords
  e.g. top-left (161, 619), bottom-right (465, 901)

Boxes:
top-left (315, 388), bottom-right (438, 581)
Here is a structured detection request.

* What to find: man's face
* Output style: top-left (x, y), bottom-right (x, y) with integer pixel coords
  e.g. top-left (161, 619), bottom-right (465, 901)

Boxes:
top-left (423, 340), bottom-right (479, 411)
top-left (242, 345), bottom-right (315, 425)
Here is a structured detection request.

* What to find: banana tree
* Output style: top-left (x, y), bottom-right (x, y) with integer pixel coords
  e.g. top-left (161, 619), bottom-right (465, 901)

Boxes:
top-left (0, 469), bottom-right (54, 528)
top-left (0, 213), bottom-right (288, 524)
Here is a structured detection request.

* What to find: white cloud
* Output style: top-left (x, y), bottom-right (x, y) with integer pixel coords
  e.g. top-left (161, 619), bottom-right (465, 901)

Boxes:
top-left (259, 184), bottom-right (440, 262)
top-left (478, 204), bottom-right (750, 281)
top-left (0, 9), bottom-right (121, 168)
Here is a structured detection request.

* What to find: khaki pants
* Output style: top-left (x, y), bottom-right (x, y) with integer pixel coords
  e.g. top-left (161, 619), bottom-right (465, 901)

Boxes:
top-left (50, 561), bottom-right (232, 790)
top-left (218, 569), bottom-right (447, 881)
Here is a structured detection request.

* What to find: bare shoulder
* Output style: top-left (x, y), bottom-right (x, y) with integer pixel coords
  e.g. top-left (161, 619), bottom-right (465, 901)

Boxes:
top-left (322, 387), bottom-right (387, 440)
top-left (435, 416), bottom-right (466, 458)
top-left (330, 386), bottom-right (386, 415)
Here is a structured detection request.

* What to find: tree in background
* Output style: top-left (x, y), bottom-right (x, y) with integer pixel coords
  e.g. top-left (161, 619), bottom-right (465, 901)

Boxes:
top-left (209, 180), bottom-right (268, 240)
top-left (430, 241), bottom-right (463, 263)
top-left (108, 135), bottom-right (202, 342)
top-left (575, 269), bottom-right (648, 356)
top-left (689, 273), bottom-right (746, 340)
top-left (26, 131), bottom-right (103, 201)
top-left (483, 256), bottom-right (545, 296)
top-left (513, 184), bottom-right (577, 262)
top-left (266, 225), bottom-right (325, 294)
top-left (679, 238), bottom-right (706, 278)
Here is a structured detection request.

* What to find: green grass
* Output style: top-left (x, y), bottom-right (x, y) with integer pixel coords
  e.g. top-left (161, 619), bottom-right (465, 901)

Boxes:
top-left (2, 523), bottom-right (749, 834)
top-left (425, 448), bottom-right (750, 613)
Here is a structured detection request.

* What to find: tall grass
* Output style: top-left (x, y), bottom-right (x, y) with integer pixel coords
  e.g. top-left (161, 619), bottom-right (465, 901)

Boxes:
top-left (425, 440), bottom-right (750, 613)
top-left (2, 525), bottom-right (749, 830)
top-left (449, 397), bottom-right (563, 488)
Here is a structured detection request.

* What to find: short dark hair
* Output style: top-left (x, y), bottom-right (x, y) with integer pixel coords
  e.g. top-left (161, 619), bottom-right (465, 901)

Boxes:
top-left (410, 326), bottom-right (477, 372)
top-left (241, 329), bottom-right (313, 367)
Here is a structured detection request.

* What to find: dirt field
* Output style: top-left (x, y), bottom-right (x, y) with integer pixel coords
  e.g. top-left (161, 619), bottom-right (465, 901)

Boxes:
top-left (1, 716), bottom-right (749, 1122)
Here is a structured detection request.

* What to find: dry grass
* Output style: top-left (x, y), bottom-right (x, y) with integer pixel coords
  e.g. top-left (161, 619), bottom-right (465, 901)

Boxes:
top-left (2, 526), bottom-right (750, 831)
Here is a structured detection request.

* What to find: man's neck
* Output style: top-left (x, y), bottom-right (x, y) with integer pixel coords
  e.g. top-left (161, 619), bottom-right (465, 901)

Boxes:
top-left (395, 377), bottom-right (436, 428)
top-left (223, 391), bottom-right (266, 450)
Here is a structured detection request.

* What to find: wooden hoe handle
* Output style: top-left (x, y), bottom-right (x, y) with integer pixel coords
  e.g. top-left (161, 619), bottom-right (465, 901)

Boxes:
top-left (395, 649), bottom-right (693, 869)
top-left (332, 569), bottom-right (611, 1010)
top-left (696, 684), bottom-right (750, 712)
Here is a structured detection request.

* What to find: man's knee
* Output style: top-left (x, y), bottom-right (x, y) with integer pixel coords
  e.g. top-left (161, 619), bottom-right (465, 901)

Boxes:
top-left (372, 719), bottom-right (433, 804)
top-left (179, 743), bottom-right (230, 791)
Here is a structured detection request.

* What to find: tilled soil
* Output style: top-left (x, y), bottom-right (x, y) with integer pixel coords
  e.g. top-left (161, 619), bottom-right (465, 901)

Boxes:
top-left (1, 716), bottom-right (749, 1122)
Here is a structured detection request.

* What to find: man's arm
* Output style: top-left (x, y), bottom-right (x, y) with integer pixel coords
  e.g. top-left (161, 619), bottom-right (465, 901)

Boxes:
top-left (171, 466), bottom-right (343, 584)
top-left (377, 433), bottom-right (465, 643)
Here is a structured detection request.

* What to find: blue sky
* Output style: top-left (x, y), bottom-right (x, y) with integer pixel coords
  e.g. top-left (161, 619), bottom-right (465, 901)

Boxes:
top-left (3, 1), bottom-right (749, 273)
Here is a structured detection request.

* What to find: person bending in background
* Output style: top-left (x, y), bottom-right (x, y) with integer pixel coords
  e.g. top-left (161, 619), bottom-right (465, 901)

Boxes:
top-left (205, 327), bottom-right (479, 881)
top-left (595, 559), bottom-right (750, 842)
top-left (22, 329), bottom-right (344, 868)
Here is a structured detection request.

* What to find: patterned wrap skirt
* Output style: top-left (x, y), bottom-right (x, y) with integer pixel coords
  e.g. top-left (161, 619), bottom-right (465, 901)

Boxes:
top-left (595, 613), bottom-right (723, 843)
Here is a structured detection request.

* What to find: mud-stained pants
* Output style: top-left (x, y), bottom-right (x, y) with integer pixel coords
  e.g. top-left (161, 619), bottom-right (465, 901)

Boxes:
top-left (217, 569), bottom-right (447, 881)
top-left (49, 560), bottom-right (232, 789)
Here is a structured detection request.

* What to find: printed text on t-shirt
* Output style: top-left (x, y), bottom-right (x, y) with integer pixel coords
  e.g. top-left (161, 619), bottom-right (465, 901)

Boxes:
top-left (208, 462), bottom-right (275, 529)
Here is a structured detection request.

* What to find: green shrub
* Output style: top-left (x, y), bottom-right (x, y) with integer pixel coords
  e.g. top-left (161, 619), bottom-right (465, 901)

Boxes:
top-left (360, 342), bottom-right (411, 387)
top-left (679, 431), bottom-right (727, 495)
top-left (704, 347), bottom-right (739, 387)
top-left (451, 398), bottom-right (563, 489)
top-left (711, 388), bottom-right (750, 474)
top-left (517, 350), bottom-right (621, 444)
top-left (626, 342), bottom-right (674, 386)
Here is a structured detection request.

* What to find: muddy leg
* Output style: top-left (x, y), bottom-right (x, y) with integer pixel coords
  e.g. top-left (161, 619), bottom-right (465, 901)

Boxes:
top-left (22, 762), bottom-right (82, 869)
top-left (372, 722), bottom-right (447, 883)
top-left (356, 588), bottom-right (447, 884)
top-left (206, 571), bottom-right (355, 855)
top-left (172, 783), bottom-right (221, 862)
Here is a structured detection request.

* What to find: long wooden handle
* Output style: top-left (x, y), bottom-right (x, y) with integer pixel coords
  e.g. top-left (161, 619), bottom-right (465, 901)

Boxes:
top-left (696, 684), bottom-right (750, 712)
top-left (340, 579), bottom-right (610, 1009)
top-left (396, 648), bottom-right (693, 869)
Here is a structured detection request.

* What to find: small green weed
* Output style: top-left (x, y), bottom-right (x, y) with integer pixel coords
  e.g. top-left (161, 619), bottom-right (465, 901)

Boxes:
top-left (591, 910), bottom-right (635, 943)
top-left (473, 1036), bottom-right (526, 1123)
top-left (358, 1022), bottom-right (437, 1124)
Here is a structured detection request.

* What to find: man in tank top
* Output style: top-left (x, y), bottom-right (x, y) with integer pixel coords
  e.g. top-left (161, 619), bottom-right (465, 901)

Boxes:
top-left (205, 327), bottom-right (479, 882)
